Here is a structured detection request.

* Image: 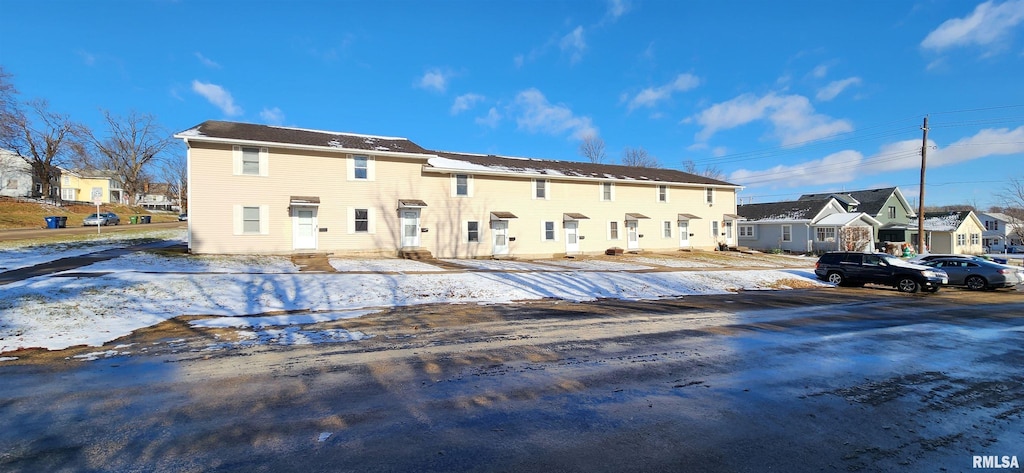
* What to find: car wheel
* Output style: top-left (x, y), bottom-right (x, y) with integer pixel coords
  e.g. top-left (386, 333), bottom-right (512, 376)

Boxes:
top-left (965, 275), bottom-right (987, 291)
top-left (897, 278), bottom-right (919, 293)
top-left (826, 272), bottom-right (845, 286)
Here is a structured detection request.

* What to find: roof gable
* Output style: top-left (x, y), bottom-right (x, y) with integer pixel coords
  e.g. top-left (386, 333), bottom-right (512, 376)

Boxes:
top-left (798, 187), bottom-right (903, 215)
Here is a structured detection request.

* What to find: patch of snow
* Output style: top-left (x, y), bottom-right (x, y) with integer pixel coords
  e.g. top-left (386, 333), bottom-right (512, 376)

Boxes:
top-left (78, 252), bottom-right (300, 273)
top-left (440, 259), bottom-right (561, 271)
top-left (328, 258), bottom-right (445, 272)
top-left (318, 432), bottom-right (332, 442)
top-left (0, 357), bottom-right (18, 362)
top-left (268, 124), bottom-right (406, 141)
top-left (0, 228), bottom-right (186, 272)
top-left (176, 127), bottom-right (204, 137)
top-left (427, 157), bottom-right (495, 172)
top-left (540, 259), bottom-right (654, 270)
top-left (190, 310), bottom-right (376, 328)
top-left (624, 256), bottom-right (721, 268)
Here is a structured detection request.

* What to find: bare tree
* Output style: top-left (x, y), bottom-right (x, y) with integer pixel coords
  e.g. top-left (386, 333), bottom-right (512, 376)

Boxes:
top-left (578, 134), bottom-right (606, 164)
top-left (621, 146), bottom-right (659, 168)
top-left (999, 176), bottom-right (1024, 247)
top-left (0, 98), bottom-right (84, 201)
top-left (840, 226), bottom-right (873, 252)
top-left (83, 110), bottom-right (174, 206)
top-left (0, 66), bottom-right (19, 146)
top-left (681, 159), bottom-right (726, 180)
top-left (160, 153), bottom-right (188, 212)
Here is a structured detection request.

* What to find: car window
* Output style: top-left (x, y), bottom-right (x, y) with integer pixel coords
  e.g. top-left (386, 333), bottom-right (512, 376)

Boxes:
top-left (863, 255), bottom-right (882, 266)
top-left (842, 254), bottom-right (862, 264)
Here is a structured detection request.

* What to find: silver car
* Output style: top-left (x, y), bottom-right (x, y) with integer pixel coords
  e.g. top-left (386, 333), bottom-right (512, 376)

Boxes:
top-left (921, 257), bottom-right (1021, 290)
top-left (82, 212), bottom-right (121, 226)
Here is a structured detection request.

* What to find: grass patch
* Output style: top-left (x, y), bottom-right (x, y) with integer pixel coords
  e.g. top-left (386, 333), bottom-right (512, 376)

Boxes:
top-left (0, 196), bottom-right (179, 229)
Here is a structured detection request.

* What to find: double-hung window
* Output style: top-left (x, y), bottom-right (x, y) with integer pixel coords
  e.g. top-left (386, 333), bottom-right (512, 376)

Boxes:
top-left (354, 209), bottom-right (369, 232)
top-left (242, 206), bottom-right (261, 233)
top-left (467, 221), bottom-right (480, 242)
top-left (242, 148), bottom-right (260, 175)
top-left (781, 225), bottom-right (792, 242)
top-left (739, 225), bottom-right (754, 238)
top-left (233, 146), bottom-right (267, 176)
top-left (535, 179), bottom-right (548, 199)
top-left (705, 187), bottom-right (714, 205)
top-left (887, 206), bottom-right (896, 219)
top-left (601, 182), bottom-right (613, 201)
top-left (455, 174), bottom-right (469, 196)
top-left (353, 156), bottom-right (368, 180)
top-left (543, 221), bottom-right (555, 240)
top-left (970, 233), bottom-right (980, 245)
top-left (609, 221), bottom-right (619, 240)
top-left (957, 233), bottom-right (966, 246)
top-left (658, 185), bottom-right (668, 202)
top-left (663, 221), bottom-right (672, 238)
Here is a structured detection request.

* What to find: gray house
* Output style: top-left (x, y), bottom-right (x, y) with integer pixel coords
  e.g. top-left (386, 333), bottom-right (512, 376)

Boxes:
top-left (798, 187), bottom-right (916, 243)
top-left (0, 150), bottom-right (35, 198)
top-left (736, 197), bottom-right (879, 253)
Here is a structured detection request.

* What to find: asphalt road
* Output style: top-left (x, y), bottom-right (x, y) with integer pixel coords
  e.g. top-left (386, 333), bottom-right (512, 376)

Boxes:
top-left (1, 287), bottom-right (1022, 472)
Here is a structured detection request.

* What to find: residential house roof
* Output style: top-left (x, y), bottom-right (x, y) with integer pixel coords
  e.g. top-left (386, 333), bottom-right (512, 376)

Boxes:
top-left (736, 198), bottom-right (834, 222)
top-left (428, 151), bottom-right (737, 187)
top-left (798, 187), bottom-right (903, 216)
top-left (177, 120), bottom-right (432, 155)
top-left (910, 211), bottom-right (979, 232)
top-left (176, 120), bottom-right (740, 188)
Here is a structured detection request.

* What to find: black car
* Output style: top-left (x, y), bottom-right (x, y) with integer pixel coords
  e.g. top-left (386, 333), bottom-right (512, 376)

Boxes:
top-left (814, 252), bottom-right (948, 293)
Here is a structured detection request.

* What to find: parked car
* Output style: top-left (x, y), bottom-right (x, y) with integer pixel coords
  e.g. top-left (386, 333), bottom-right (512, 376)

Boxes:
top-left (178, 213), bottom-right (188, 221)
top-left (814, 252), bottom-right (948, 293)
top-left (910, 253), bottom-right (1004, 264)
top-left (82, 212), bottom-right (121, 226)
top-left (920, 257), bottom-right (1022, 290)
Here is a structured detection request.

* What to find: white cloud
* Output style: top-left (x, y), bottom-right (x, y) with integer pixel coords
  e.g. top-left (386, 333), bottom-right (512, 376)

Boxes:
top-left (627, 73), bottom-right (701, 111)
top-left (811, 64), bottom-right (829, 78)
top-left (77, 50), bottom-right (96, 66)
top-left (921, 0), bottom-right (1024, 51)
top-left (730, 150), bottom-right (865, 188)
top-left (691, 92), bottom-right (853, 146)
top-left (475, 107), bottom-right (502, 129)
top-left (191, 80), bottom-right (242, 116)
top-left (451, 93), bottom-right (486, 115)
top-left (729, 125), bottom-right (1024, 188)
top-left (560, 26), bottom-right (587, 64)
top-left (259, 107), bottom-right (285, 125)
top-left (416, 68), bottom-right (451, 93)
top-left (195, 52), bottom-right (221, 69)
top-left (816, 77), bottom-right (863, 101)
top-left (606, 0), bottom-right (631, 21)
top-left (513, 88), bottom-right (597, 140)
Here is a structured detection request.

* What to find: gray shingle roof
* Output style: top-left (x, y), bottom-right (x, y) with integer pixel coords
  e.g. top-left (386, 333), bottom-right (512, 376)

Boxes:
top-left (798, 187), bottom-right (898, 215)
top-left (177, 120), bottom-right (432, 154)
top-left (736, 199), bottom-right (833, 222)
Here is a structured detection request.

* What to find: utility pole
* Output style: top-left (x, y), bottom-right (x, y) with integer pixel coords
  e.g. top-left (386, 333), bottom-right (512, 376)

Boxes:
top-left (917, 116), bottom-right (928, 254)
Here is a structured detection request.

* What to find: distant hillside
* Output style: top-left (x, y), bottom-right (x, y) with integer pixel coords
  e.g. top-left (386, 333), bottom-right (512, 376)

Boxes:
top-left (0, 197), bottom-right (178, 229)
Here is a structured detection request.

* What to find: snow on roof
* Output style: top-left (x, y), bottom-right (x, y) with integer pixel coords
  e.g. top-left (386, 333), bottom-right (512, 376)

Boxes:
top-left (426, 157), bottom-right (495, 172)
top-left (176, 127), bottom-right (205, 137)
top-left (269, 124), bottom-right (407, 141)
top-left (921, 214), bottom-right (961, 232)
top-left (815, 213), bottom-right (865, 226)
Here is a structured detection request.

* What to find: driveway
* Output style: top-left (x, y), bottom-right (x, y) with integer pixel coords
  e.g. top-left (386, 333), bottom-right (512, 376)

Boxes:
top-left (2, 288), bottom-right (1022, 472)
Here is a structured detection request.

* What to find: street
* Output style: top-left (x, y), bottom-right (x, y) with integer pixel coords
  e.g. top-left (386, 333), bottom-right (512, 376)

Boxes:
top-left (1, 287), bottom-right (1022, 472)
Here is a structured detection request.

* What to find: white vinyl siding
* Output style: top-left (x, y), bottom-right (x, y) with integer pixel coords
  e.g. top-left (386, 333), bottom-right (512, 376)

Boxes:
top-left (348, 155), bottom-right (375, 181)
top-left (232, 146), bottom-right (269, 176)
top-left (232, 204), bottom-right (269, 235)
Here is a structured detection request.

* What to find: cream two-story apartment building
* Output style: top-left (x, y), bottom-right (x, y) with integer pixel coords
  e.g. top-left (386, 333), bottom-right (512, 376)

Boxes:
top-left (175, 121), bottom-right (743, 258)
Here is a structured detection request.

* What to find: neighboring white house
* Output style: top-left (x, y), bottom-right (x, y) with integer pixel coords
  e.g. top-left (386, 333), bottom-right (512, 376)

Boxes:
top-left (136, 183), bottom-right (177, 211)
top-left (0, 149), bottom-right (37, 198)
top-left (979, 212), bottom-right (1023, 253)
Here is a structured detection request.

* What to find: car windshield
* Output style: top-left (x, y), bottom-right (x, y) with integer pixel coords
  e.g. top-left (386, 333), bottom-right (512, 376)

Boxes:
top-left (86, 214), bottom-right (99, 218)
top-left (879, 255), bottom-right (904, 266)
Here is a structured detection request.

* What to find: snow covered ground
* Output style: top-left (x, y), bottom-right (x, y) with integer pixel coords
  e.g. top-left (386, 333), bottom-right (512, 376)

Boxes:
top-left (0, 229), bottom-right (826, 357)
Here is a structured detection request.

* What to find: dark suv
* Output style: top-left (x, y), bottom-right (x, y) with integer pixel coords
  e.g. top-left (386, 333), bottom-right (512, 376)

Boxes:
top-left (814, 252), bottom-right (948, 293)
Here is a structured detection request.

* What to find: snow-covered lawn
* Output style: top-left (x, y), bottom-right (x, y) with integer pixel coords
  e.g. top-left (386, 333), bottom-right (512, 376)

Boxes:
top-left (0, 228), bottom-right (185, 272)
top-left (0, 233), bottom-right (826, 357)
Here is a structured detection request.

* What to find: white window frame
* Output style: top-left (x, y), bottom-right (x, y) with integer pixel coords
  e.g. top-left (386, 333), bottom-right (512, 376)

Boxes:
top-left (657, 185), bottom-right (668, 203)
top-left (739, 225), bottom-right (754, 238)
top-left (816, 227), bottom-right (836, 242)
top-left (232, 146), bottom-right (269, 177)
top-left (600, 182), bottom-right (614, 201)
top-left (957, 233), bottom-right (966, 246)
top-left (233, 204), bottom-right (270, 235)
top-left (347, 207), bottom-right (377, 234)
top-left (542, 221), bottom-right (557, 241)
top-left (534, 179), bottom-right (549, 200)
top-left (970, 233), bottom-right (980, 245)
top-left (608, 221), bottom-right (619, 240)
top-left (348, 155), bottom-right (375, 181)
top-left (662, 220), bottom-right (672, 238)
top-left (705, 187), bottom-right (715, 205)
top-left (466, 220), bottom-right (480, 243)
top-left (781, 225), bottom-right (792, 242)
top-left (452, 174), bottom-right (473, 197)
top-left (888, 206), bottom-right (897, 219)
top-left (711, 220), bottom-right (719, 238)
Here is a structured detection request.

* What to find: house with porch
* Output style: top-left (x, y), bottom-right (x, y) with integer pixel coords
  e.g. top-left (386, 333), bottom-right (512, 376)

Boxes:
top-left (797, 187), bottom-right (916, 243)
top-left (736, 197), bottom-right (878, 253)
top-left (58, 168), bottom-right (125, 204)
top-left (909, 211), bottom-right (985, 255)
top-left (175, 120), bottom-right (743, 258)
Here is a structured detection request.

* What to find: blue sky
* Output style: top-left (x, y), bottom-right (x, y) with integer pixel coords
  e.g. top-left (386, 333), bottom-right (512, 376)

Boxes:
top-left (3, 0), bottom-right (1023, 208)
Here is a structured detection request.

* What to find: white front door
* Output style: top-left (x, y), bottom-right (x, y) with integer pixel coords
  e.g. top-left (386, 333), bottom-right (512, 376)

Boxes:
top-left (626, 221), bottom-right (639, 250)
top-left (679, 220), bottom-right (690, 248)
top-left (725, 220), bottom-right (734, 246)
top-left (292, 207), bottom-right (317, 250)
top-left (492, 220), bottom-right (509, 255)
top-left (565, 220), bottom-right (580, 253)
top-left (402, 210), bottom-right (420, 248)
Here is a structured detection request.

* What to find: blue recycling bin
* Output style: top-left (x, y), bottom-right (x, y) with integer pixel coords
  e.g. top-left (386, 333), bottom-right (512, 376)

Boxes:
top-left (44, 216), bottom-right (58, 229)
top-left (57, 216), bottom-right (68, 228)
top-left (140, 215), bottom-right (151, 224)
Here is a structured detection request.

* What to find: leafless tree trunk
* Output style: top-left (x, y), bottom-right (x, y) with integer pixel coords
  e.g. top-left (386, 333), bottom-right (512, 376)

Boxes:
top-left (160, 154), bottom-right (188, 212)
top-left (84, 110), bottom-right (173, 206)
top-left (578, 134), bottom-right (606, 164)
top-left (0, 66), bottom-right (20, 146)
top-left (840, 226), bottom-right (873, 252)
top-left (681, 159), bottom-right (725, 180)
top-left (1000, 177), bottom-right (1024, 246)
top-left (0, 98), bottom-right (84, 201)
top-left (621, 146), bottom-right (659, 168)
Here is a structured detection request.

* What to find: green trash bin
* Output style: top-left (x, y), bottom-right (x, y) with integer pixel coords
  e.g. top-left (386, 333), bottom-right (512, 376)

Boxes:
top-left (130, 216), bottom-right (139, 224)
